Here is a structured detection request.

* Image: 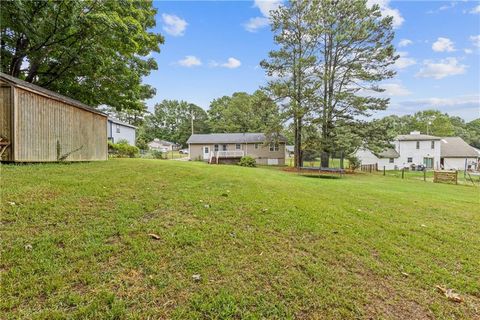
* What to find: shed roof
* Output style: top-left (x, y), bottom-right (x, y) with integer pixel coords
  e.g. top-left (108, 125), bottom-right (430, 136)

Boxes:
top-left (440, 137), bottom-right (479, 158)
top-left (108, 118), bottom-right (136, 129)
top-left (187, 133), bottom-right (287, 144)
top-left (376, 148), bottom-right (400, 158)
top-left (396, 133), bottom-right (441, 141)
top-left (0, 72), bottom-right (106, 116)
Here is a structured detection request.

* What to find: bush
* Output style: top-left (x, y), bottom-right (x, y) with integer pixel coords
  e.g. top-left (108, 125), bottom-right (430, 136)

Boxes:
top-left (108, 141), bottom-right (139, 158)
top-left (348, 155), bottom-right (361, 171)
top-left (151, 150), bottom-right (164, 159)
top-left (238, 156), bottom-right (256, 167)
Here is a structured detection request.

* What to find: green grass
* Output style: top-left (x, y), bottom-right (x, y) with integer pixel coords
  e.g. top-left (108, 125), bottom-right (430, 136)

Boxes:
top-left (1, 159), bottom-right (479, 319)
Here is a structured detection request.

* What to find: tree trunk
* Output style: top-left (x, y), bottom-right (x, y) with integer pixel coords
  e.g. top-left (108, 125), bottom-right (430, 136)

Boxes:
top-left (320, 150), bottom-right (329, 168)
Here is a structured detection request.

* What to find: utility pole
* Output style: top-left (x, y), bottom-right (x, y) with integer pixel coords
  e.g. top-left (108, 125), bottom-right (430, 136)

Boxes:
top-left (190, 109), bottom-right (195, 135)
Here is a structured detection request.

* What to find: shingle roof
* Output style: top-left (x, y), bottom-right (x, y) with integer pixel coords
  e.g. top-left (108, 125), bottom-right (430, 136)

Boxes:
top-left (377, 148), bottom-right (400, 158)
top-left (440, 137), bottom-right (479, 158)
top-left (396, 134), bottom-right (441, 141)
top-left (187, 133), bottom-right (287, 144)
top-left (108, 118), bottom-right (136, 129)
top-left (0, 72), bottom-right (106, 116)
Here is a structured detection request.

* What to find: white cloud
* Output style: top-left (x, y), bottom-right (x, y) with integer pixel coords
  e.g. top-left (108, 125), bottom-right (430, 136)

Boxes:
top-left (367, 0), bottom-right (404, 28)
top-left (432, 37), bottom-right (455, 52)
top-left (177, 56), bottom-right (202, 67)
top-left (398, 39), bottom-right (413, 47)
top-left (428, 2), bottom-right (457, 14)
top-left (244, 17), bottom-right (270, 32)
top-left (464, 48), bottom-right (473, 54)
top-left (470, 35), bottom-right (480, 48)
top-left (211, 57), bottom-right (242, 69)
top-left (161, 14), bottom-right (188, 37)
top-left (254, 0), bottom-right (283, 18)
top-left (243, 0), bottom-right (282, 32)
top-left (470, 5), bottom-right (480, 14)
top-left (380, 83), bottom-right (412, 96)
top-left (416, 57), bottom-right (466, 79)
top-left (395, 51), bottom-right (416, 69)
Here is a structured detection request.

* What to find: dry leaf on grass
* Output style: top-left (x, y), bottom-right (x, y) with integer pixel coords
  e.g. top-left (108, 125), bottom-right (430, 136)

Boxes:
top-left (436, 285), bottom-right (463, 303)
top-left (148, 233), bottom-right (161, 240)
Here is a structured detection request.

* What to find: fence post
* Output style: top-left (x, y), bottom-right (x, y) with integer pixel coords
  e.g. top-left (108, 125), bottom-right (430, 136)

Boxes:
top-left (402, 168), bottom-right (404, 179)
top-left (423, 169), bottom-right (426, 182)
top-left (383, 166), bottom-right (386, 176)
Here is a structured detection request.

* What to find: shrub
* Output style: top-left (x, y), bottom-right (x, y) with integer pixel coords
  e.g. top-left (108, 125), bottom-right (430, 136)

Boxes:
top-left (116, 139), bottom-right (130, 145)
top-left (238, 156), bottom-right (256, 167)
top-left (348, 155), bottom-right (361, 171)
top-left (108, 141), bottom-right (139, 158)
top-left (151, 150), bottom-right (164, 159)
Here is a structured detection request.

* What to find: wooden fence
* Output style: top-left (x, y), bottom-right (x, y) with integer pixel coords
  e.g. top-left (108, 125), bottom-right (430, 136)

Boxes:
top-left (360, 164), bottom-right (377, 172)
top-left (433, 170), bottom-right (458, 185)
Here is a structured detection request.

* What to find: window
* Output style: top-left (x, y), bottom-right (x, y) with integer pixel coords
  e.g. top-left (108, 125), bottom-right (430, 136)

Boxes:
top-left (389, 158), bottom-right (394, 163)
top-left (235, 144), bottom-right (241, 150)
top-left (407, 157), bottom-right (413, 163)
top-left (416, 141), bottom-right (420, 149)
top-left (269, 143), bottom-right (279, 152)
top-left (214, 144), bottom-right (219, 152)
top-left (431, 141), bottom-right (435, 149)
top-left (116, 124), bottom-right (120, 133)
top-left (254, 143), bottom-right (259, 149)
top-left (222, 144), bottom-right (227, 151)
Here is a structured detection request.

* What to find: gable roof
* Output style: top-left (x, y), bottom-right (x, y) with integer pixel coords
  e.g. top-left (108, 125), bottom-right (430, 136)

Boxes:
top-left (108, 118), bottom-right (136, 129)
top-left (396, 133), bottom-right (441, 141)
top-left (187, 133), bottom-right (287, 144)
top-left (0, 72), bottom-right (106, 116)
top-left (148, 139), bottom-right (178, 147)
top-left (440, 137), bottom-right (479, 158)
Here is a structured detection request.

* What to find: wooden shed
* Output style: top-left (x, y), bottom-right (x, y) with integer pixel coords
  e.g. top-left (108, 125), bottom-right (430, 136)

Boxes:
top-left (0, 72), bottom-right (107, 162)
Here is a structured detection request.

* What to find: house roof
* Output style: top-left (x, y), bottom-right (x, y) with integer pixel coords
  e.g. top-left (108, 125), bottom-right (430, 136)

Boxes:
top-left (187, 133), bottom-right (287, 144)
top-left (108, 118), bottom-right (136, 129)
top-left (440, 137), bottom-right (479, 158)
top-left (376, 148), bottom-right (400, 158)
top-left (0, 72), bottom-right (106, 117)
top-left (396, 133), bottom-right (441, 141)
top-left (148, 139), bottom-right (177, 147)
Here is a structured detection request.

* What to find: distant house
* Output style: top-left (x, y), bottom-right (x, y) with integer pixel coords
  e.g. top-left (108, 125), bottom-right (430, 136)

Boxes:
top-left (285, 145), bottom-right (294, 157)
top-left (440, 137), bottom-right (478, 170)
top-left (107, 118), bottom-right (136, 145)
top-left (356, 131), bottom-right (478, 171)
top-left (148, 139), bottom-right (179, 152)
top-left (0, 72), bottom-right (107, 162)
top-left (187, 133), bottom-right (287, 165)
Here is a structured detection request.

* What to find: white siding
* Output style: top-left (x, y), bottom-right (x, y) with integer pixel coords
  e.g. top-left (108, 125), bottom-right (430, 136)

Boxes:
top-left (443, 157), bottom-right (477, 170)
top-left (395, 139), bottom-right (441, 169)
top-left (108, 121), bottom-right (136, 145)
top-left (355, 148), bottom-right (379, 165)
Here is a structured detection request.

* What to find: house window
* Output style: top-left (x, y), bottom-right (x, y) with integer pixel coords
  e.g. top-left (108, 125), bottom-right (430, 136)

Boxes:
top-left (407, 157), bottom-right (413, 163)
top-left (116, 124), bottom-right (120, 133)
top-left (389, 158), bottom-right (394, 163)
top-left (235, 144), bottom-right (241, 150)
top-left (254, 143), bottom-right (259, 149)
top-left (214, 144), bottom-right (219, 152)
top-left (222, 144), bottom-right (227, 151)
top-left (416, 141), bottom-right (420, 149)
top-left (431, 141), bottom-right (435, 149)
top-left (269, 143), bottom-right (279, 152)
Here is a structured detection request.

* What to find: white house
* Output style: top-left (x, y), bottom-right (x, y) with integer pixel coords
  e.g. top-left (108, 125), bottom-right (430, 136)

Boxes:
top-left (356, 131), bottom-right (441, 170)
top-left (440, 137), bottom-right (479, 170)
top-left (148, 139), bottom-right (179, 152)
top-left (356, 131), bottom-right (478, 171)
top-left (107, 118), bottom-right (136, 145)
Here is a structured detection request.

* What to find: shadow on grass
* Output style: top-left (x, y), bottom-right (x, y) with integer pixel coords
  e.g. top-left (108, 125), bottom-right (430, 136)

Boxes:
top-left (299, 174), bottom-right (342, 180)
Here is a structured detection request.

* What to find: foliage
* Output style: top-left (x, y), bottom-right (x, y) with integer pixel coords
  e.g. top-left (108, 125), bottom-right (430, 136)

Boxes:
top-left (116, 139), bottom-right (130, 145)
top-left (208, 91), bottom-right (280, 133)
top-left (0, 0), bottom-right (164, 112)
top-left (108, 141), bottom-right (139, 158)
top-left (262, 0), bottom-right (397, 168)
top-left (347, 155), bottom-right (361, 171)
top-left (151, 150), bottom-right (164, 159)
top-left (2, 159), bottom-right (479, 318)
top-left (238, 155), bottom-right (256, 167)
top-left (379, 110), bottom-right (480, 147)
top-left (139, 100), bottom-right (210, 147)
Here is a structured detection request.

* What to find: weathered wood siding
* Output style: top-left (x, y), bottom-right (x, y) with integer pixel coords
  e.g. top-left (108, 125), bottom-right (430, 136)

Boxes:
top-left (13, 87), bottom-right (107, 162)
top-left (0, 84), bottom-right (12, 161)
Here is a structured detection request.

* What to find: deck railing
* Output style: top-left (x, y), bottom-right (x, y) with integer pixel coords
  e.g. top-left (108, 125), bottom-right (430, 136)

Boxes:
top-left (209, 150), bottom-right (245, 163)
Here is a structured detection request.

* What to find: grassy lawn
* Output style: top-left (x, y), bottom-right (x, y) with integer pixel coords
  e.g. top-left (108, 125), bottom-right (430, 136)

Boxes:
top-left (1, 159), bottom-right (479, 319)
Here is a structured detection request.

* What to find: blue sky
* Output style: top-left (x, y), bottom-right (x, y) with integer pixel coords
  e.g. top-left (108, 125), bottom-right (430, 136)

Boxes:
top-left (143, 0), bottom-right (480, 121)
